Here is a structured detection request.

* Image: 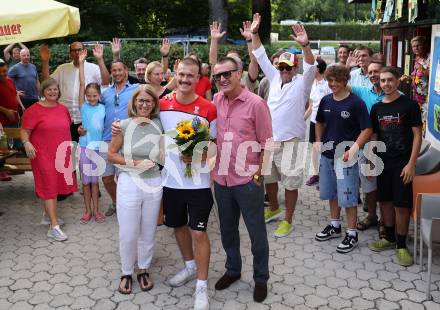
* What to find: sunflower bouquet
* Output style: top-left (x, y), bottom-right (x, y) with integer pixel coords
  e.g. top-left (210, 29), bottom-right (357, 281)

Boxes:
top-left (173, 117), bottom-right (211, 177)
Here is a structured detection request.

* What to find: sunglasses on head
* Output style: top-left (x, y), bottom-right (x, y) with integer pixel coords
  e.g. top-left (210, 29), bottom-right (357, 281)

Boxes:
top-left (213, 70), bottom-right (238, 82)
top-left (277, 65), bottom-right (294, 72)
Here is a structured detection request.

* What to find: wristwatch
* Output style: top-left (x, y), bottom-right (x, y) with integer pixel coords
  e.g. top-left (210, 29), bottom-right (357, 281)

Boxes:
top-left (253, 174), bottom-right (263, 183)
top-left (301, 41), bottom-right (310, 48)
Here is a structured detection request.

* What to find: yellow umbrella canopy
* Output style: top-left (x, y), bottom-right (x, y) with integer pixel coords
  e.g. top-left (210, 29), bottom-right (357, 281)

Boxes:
top-left (0, 0), bottom-right (80, 45)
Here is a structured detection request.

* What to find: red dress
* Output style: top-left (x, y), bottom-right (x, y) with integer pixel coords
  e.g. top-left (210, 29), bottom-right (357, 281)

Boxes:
top-left (22, 103), bottom-right (77, 199)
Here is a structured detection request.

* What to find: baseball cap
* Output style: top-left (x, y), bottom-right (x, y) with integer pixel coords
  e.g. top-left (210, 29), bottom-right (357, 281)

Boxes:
top-left (278, 52), bottom-right (298, 67)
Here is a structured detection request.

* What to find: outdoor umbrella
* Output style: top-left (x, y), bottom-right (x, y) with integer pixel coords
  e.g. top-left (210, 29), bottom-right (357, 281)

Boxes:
top-left (0, 0), bottom-right (80, 45)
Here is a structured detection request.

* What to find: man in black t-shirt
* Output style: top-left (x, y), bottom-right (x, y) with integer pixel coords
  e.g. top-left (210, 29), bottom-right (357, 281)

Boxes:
top-left (368, 67), bottom-right (422, 267)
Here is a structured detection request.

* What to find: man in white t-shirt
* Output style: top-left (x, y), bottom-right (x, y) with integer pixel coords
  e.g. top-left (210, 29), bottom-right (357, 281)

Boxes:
top-left (251, 14), bottom-right (316, 238)
top-left (40, 42), bottom-right (110, 142)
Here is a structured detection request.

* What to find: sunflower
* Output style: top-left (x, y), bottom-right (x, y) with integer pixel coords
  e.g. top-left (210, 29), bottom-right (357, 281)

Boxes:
top-left (177, 122), bottom-right (195, 140)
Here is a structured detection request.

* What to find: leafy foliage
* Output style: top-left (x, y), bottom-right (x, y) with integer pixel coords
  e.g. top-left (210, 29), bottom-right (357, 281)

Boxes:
top-left (272, 0), bottom-right (372, 23)
top-left (272, 23), bottom-right (380, 41)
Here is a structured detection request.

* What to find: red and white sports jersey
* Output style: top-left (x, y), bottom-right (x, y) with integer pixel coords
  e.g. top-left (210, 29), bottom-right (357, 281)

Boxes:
top-left (160, 94), bottom-right (217, 189)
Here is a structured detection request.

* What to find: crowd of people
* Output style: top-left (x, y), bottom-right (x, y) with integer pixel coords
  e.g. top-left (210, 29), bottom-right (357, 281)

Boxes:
top-left (0, 13), bottom-right (431, 310)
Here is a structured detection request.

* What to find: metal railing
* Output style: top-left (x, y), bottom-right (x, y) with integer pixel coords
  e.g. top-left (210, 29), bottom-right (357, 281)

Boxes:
top-left (82, 36), bottom-right (209, 55)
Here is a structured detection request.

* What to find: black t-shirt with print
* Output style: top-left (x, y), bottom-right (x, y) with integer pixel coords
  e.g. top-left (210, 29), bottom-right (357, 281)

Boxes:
top-left (370, 95), bottom-right (422, 168)
top-left (316, 93), bottom-right (372, 159)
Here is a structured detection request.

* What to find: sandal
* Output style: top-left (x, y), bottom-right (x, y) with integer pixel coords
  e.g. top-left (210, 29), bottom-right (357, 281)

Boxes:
top-left (94, 212), bottom-right (105, 223)
top-left (80, 213), bottom-right (92, 224)
top-left (118, 275), bottom-right (132, 294)
top-left (137, 272), bottom-right (154, 291)
top-left (356, 216), bottom-right (378, 231)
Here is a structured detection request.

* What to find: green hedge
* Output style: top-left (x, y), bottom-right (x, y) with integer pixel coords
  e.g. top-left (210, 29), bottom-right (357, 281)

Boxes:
top-left (272, 23), bottom-right (380, 41)
top-left (28, 43), bottom-right (283, 73)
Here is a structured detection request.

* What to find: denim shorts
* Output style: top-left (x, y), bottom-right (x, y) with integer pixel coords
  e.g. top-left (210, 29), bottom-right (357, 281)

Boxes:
top-left (319, 155), bottom-right (359, 208)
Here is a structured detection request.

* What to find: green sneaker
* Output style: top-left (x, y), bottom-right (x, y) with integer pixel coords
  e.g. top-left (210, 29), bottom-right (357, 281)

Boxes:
top-left (274, 220), bottom-right (293, 237)
top-left (396, 248), bottom-right (414, 266)
top-left (264, 208), bottom-right (282, 223)
top-left (369, 238), bottom-right (396, 252)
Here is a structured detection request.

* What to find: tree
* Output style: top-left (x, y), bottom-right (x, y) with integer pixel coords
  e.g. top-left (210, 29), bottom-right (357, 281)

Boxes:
top-left (209, 0), bottom-right (228, 43)
top-left (252, 0), bottom-right (271, 43)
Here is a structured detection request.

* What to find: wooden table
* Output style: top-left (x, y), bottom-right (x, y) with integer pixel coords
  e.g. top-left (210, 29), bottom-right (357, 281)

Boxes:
top-left (0, 150), bottom-right (17, 163)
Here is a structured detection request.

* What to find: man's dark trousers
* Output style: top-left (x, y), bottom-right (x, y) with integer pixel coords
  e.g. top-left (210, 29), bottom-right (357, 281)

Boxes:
top-left (214, 180), bottom-right (269, 283)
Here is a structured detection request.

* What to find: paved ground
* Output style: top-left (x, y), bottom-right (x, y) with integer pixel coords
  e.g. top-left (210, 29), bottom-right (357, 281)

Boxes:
top-left (1, 173), bottom-right (439, 310)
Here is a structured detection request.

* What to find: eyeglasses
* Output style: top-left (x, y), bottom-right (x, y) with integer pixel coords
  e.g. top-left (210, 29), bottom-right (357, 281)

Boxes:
top-left (114, 94), bottom-right (119, 106)
top-left (135, 98), bottom-right (154, 106)
top-left (277, 66), bottom-right (294, 72)
top-left (213, 70), bottom-right (238, 82)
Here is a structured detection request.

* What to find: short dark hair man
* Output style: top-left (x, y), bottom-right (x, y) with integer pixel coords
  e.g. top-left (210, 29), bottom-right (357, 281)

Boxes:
top-left (368, 67), bottom-right (422, 267)
top-left (337, 44), bottom-right (350, 66)
top-left (347, 46), bottom-right (374, 88)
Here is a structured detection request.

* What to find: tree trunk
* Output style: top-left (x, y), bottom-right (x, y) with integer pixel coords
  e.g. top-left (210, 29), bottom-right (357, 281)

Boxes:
top-left (252, 0), bottom-right (271, 43)
top-left (209, 0), bottom-right (228, 44)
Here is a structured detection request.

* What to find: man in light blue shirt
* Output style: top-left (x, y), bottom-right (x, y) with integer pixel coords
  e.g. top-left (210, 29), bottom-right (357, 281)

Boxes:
top-left (350, 60), bottom-right (384, 234)
top-left (351, 61), bottom-right (385, 113)
top-left (100, 60), bottom-right (138, 216)
top-left (348, 46), bottom-right (373, 88)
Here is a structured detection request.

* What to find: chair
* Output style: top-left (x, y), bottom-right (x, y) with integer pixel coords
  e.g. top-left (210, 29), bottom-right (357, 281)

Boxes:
top-left (412, 145), bottom-right (440, 263)
top-left (419, 194), bottom-right (440, 300)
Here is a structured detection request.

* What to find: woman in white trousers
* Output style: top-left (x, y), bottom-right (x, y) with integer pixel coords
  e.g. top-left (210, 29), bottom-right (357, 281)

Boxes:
top-left (108, 85), bottom-right (164, 294)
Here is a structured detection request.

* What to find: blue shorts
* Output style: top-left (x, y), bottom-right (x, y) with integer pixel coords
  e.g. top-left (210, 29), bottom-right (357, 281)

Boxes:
top-left (319, 155), bottom-right (359, 208)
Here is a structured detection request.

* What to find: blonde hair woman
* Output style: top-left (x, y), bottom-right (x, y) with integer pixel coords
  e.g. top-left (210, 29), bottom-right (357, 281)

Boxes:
top-left (108, 84), bottom-right (164, 294)
top-left (145, 61), bottom-right (174, 98)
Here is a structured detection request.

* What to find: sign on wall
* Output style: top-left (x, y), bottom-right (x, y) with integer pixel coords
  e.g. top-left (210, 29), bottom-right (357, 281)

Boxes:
top-left (426, 29), bottom-right (440, 150)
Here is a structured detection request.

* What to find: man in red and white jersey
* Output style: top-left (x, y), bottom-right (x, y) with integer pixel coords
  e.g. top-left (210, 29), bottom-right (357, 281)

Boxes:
top-left (160, 57), bottom-right (216, 310)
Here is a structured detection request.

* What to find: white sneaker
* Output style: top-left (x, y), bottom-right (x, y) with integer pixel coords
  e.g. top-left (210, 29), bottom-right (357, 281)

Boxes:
top-left (194, 286), bottom-right (209, 310)
top-left (41, 213), bottom-right (64, 226)
top-left (47, 226), bottom-right (68, 241)
top-left (166, 266), bottom-right (196, 287)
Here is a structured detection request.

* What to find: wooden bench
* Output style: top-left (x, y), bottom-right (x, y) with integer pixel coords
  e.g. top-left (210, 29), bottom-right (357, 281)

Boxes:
top-left (1, 128), bottom-right (31, 172)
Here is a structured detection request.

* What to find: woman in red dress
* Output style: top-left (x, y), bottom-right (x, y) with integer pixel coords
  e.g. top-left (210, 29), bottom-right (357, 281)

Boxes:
top-left (20, 78), bottom-right (77, 241)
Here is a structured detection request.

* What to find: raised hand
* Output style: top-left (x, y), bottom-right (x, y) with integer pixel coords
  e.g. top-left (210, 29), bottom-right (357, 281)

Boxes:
top-left (111, 37), bottom-right (121, 56)
top-left (210, 21), bottom-right (226, 40)
top-left (240, 21), bottom-right (252, 41)
top-left (39, 44), bottom-right (51, 62)
top-left (346, 51), bottom-right (357, 68)
top-left (92, 43), bottom-right (104, 61)
top-left (290, 23), bottom-right (309, 47)
top-left (79, 49), bottom-right (87, 63)
top-left (160, 38), bottom-right (171, 57)
top-left (250, 13), bottom-right (261, 34)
